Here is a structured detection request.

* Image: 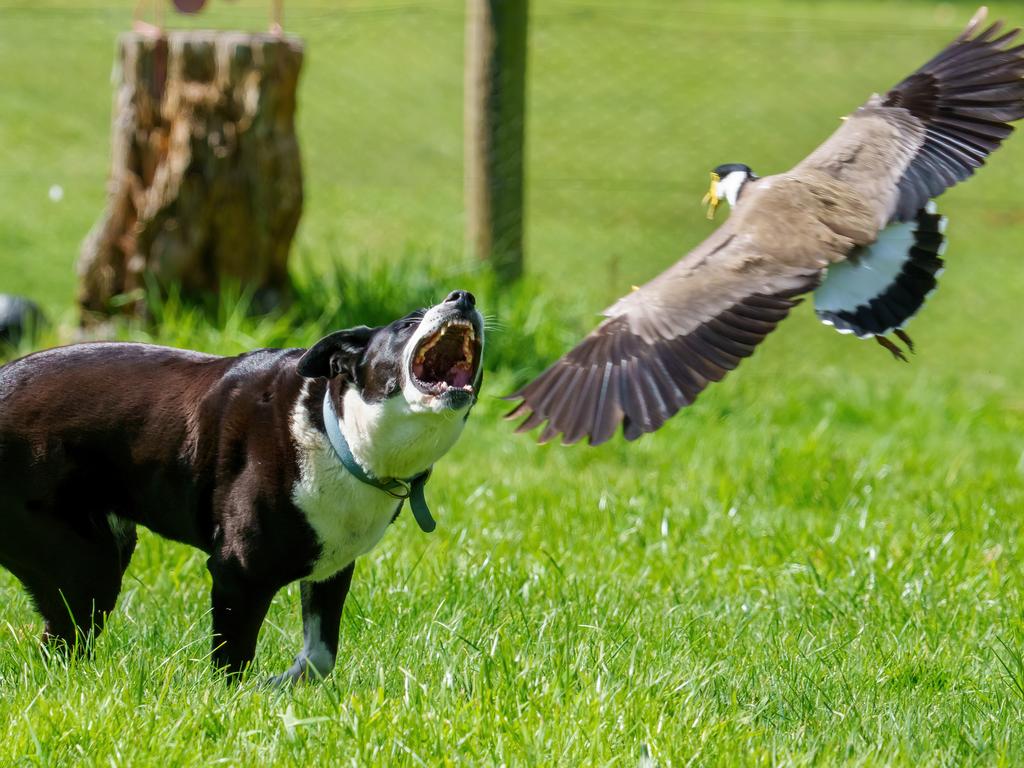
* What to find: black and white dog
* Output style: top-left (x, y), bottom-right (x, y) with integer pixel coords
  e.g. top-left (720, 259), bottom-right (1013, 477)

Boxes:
top-left (0, 290), bottom-right (483, 682)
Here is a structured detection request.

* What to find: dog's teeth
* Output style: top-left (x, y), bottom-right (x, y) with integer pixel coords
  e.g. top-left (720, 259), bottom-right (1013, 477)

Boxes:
top-left (417, 332), bottom-right (441, 357)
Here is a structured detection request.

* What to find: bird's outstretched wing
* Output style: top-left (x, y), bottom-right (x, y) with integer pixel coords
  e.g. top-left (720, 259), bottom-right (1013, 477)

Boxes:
top-left (506, 7), bottom-right (1024, 446)
top-left (505, 223), bottom-right (824, 445)
top-left (794, 6), bottom-right (1024, 223)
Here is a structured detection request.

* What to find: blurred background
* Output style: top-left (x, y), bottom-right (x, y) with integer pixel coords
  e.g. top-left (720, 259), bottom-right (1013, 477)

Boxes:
top-left (3, 1), bottom-right (1021, 356)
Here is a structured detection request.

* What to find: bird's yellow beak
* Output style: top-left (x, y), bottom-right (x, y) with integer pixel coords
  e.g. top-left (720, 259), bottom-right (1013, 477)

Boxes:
top-left (701, 172), bottom-right (721, 220)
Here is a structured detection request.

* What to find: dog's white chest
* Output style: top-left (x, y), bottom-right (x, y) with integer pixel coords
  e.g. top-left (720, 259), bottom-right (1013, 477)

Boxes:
top-left (290, 383), bottom-right (468, 583)
top-left (292, 441), bottom-right (400, 581)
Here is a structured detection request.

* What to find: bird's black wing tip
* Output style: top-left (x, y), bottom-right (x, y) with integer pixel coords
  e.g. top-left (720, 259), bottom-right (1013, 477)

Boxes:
top-left (503, 397), bottom-right (612, 446)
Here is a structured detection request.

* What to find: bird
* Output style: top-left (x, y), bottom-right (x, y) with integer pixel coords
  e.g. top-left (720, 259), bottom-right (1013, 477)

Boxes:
top-left (505, 6), bottom-right (1024, 446)
top-left (702, 161), bottom-right (937, 362)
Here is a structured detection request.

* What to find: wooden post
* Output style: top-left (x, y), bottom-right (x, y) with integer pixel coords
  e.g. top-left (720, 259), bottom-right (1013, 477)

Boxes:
top-left (78, 31), bottom-right (304, 324)
top-left (465, 0), bottom-right (528, 282)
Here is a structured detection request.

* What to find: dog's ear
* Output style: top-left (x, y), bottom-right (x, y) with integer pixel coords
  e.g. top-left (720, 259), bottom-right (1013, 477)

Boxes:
top-left (297, 326), bottom-right (375, 380)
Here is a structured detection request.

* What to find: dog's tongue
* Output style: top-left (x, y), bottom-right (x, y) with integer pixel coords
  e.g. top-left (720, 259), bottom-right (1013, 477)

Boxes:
top-left (448, 362), bottom-right (474, 389)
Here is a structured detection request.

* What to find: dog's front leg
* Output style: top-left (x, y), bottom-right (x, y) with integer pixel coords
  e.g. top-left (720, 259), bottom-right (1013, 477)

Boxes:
top-left (208, 563), bottom-right (277, 680)
top-left (269, 562), bottom-right (355, 686)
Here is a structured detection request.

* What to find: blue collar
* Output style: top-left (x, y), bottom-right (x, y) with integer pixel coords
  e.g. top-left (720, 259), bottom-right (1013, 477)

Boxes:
top-left (321, 391), bottom-right (436, 534)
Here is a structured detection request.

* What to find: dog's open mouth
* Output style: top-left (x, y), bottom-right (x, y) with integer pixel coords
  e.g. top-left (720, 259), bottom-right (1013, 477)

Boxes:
top-left (411, 319), bottom-right (481, 397)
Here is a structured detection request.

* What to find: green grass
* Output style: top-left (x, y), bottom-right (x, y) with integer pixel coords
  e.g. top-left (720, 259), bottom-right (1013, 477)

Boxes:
top-left (3, 0), bottom-right (1024, 764)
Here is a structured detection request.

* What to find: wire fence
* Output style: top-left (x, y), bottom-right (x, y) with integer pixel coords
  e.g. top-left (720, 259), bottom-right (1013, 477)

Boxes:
top-left (1, 0), bottom-right (1022, 315)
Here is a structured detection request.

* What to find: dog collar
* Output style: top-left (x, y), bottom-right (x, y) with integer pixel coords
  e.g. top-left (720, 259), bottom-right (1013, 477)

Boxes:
top-left (321, 391), bottom-right (436, 534)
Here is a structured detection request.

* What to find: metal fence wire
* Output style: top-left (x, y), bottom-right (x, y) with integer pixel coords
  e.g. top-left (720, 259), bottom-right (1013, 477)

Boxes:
top-left (248, 0), bottom-right (1024, 310)
top-left (1, 1), bottom-right (1021, 315)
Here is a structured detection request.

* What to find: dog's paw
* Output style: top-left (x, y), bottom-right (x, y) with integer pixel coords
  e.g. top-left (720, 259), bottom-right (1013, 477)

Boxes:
top-left (265, 669), bottom-right (301, 688)
top-left (265, 659), bottom-right (330, 688)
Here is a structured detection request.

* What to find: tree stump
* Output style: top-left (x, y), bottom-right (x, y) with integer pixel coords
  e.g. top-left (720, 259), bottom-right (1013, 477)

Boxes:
top-left (78, 31), bottom-right (304, 323)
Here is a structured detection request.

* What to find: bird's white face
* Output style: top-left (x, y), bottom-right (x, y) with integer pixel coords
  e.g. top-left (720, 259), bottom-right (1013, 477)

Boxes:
top-left (715, 170), bottom-right (750, 208)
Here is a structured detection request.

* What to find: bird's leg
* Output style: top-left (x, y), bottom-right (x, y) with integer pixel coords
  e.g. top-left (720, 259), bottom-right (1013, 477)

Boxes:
top-left (876, 335), bottom-right (909, 362)
top-left (893, 329), bottom-right (915, 353)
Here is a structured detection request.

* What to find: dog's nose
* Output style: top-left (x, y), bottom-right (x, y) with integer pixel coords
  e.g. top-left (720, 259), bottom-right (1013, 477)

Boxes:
top-left (444, 290), bottom-right (476, 309)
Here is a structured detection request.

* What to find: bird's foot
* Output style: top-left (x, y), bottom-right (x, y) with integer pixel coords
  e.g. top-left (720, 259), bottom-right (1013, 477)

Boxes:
top-left (893, 329), bottom-right (915, 353)
top-left (876, 334), bottom-right (909, 362)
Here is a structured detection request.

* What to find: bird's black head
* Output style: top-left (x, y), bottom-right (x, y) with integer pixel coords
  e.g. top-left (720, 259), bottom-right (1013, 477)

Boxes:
top-left (711, 163), bottom-right (755, 178)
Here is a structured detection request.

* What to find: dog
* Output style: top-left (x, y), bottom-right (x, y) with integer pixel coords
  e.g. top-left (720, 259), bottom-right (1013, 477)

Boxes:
top-left (0, 290), bottom-right (483, 682)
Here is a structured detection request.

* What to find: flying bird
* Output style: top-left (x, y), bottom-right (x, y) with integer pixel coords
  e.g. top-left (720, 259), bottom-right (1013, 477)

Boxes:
top-left (506, 7), bottom-right (1024, 446)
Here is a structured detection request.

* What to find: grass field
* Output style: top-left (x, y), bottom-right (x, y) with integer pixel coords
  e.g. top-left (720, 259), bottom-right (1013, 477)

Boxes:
top-left (2, 0), bottom-right (1024, 765)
